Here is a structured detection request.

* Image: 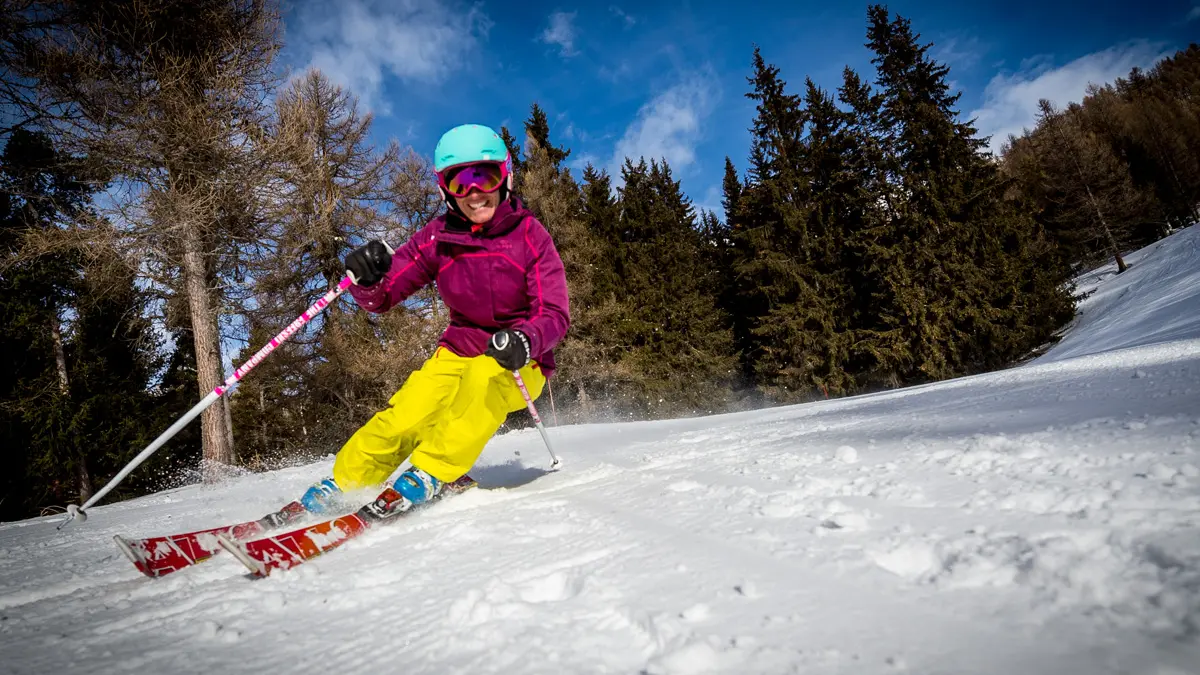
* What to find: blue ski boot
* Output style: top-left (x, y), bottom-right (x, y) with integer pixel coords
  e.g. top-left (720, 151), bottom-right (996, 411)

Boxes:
top-left (393, 468), bottom-right (442, 509)
top-left (299, 477), bottom-right (343, 514)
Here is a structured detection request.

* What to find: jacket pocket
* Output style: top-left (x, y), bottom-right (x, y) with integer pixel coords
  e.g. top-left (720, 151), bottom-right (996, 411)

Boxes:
top-left (489, 255), bottom-right (529, 324)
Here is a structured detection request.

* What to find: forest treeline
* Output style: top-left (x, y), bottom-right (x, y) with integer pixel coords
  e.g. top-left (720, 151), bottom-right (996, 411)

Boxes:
top-left (2, 0), bottom-right (1196, 519)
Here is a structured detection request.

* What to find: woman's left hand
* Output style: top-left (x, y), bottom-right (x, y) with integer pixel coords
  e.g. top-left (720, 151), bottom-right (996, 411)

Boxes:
top-left (486, 329), bottom-right (530, 370)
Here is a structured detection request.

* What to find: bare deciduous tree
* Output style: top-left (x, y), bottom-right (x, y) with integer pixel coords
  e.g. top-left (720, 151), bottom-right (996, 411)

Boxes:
top-left (1033, 99), bottom-right (1157, 273)
top-left (7, 0), bottom-right (283, 472)
top-left (231, 68), bottom-right (444, 459)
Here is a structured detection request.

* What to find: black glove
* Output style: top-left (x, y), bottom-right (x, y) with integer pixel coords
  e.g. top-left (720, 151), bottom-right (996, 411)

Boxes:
top-left (345, 240), bottom-right (394, 287)
top-left (486, 329), bottom-right (530, 370)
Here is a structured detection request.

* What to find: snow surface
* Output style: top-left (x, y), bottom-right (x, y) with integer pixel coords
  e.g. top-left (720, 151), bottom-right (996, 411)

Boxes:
top-left (3, 226), bottom-right (1200, 675)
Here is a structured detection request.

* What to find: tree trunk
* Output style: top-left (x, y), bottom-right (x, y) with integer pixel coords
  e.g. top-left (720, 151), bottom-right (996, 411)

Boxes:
top-left (181, 225), bottom-right (236, 471)
top-left (1083, 184), bottom-right (1129, 274)
top-left (222, 394), bottom-right (235, 458)
top-left (50, 312), bottom-right (92, 501)
top-left (1048, 105), bottom-right (1129, 274)
top-left (77, 459), bottom-right (92, 503)
top-left (50, 312), bottom-right (70, 394)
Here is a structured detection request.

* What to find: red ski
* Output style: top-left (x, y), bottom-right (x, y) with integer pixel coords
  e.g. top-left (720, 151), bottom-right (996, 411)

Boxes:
top-left (114, 501), bottom-right (309, 578)
top-left (218, 475), bottom-right (477, 577)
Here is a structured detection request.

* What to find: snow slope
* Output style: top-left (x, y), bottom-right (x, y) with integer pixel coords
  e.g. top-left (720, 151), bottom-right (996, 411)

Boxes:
top-left (1040, 228), bottom-right (1200, 362)
top-left (2, 226), bottom-right (1199, 675)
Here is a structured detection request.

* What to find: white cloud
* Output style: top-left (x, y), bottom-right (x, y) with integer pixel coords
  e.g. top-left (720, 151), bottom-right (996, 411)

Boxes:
top-left (969, 40), bottom-right (1172, 154)
top-left (933, 35), bottom-right (984, 70)
top-left (290, 0), bottom-right (492, 113)
top-left (1189, 6), bottom-right (1200, 21)
top-left (610, 6), bottom-right (636, 27)
top-left (609, 76), bottom-right (716, 181)
top-left (540, 11), bottom-right (578, 57)
top-left (567, 151), bottom-right (602, 176)
top-left (599, 60), bottom-right (633, 83)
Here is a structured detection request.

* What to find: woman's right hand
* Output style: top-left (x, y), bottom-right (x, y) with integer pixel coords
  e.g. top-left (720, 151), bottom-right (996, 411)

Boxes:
top-left (345, 240), bottom-right (394, 287)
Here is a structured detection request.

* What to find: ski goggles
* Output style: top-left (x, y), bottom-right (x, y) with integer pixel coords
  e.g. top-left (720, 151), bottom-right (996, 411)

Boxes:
top-left (437, 160), bottom-right (510, 198)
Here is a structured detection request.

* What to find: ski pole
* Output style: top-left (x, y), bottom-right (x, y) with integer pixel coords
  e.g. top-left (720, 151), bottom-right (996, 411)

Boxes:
top-left (489, 331), bottom-right (560, 468)
top-left (60, 277), bottom-right (356, 528)
top-left (511, 370), bottom-right (561, 469)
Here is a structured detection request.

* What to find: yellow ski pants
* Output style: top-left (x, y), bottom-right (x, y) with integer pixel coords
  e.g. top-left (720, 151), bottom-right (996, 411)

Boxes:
top-left (332, 347), bottom-right (546, 489)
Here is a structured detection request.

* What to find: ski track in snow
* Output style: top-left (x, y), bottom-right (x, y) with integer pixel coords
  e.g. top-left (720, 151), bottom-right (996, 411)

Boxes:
top-left (2, 226), bottom-right (1200, 674)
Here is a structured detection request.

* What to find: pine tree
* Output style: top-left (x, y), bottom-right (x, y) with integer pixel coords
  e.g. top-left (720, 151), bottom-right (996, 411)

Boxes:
top-left (526, 103), bottom-right (571, 168)
top-left (866, 6), bottom-right (993, 380)
top-left (1105, 65), bottom-right (1200, 228)
top-left (499, 126), bottom-right (525, 173)
top-left (731, 48), bottom-right (852, 399)
top-left (0, 129), bottom-right (89, 512)
top-left (831, 66), bottom-right (892, 379)
top-left (705, 158), bottom-right (742, 367)
top-left (862, 5), bottom-right (1073, 381)
top-left (515, 127), bottom-right (616, 420)
top-left (53, 248), bottom-right (165, 500)
top-left (730, 48), bottom-right (804, 378)
top-left (612, 159), bottom-right (737, 414)
top-left (580, 164), bottom-right (622, 301)
top-left (0, 130), bottom-right (166, 517)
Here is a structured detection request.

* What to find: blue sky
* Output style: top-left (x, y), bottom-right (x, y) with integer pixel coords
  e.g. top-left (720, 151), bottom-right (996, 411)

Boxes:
top-left (279, 0), bottom-right (1199, 218)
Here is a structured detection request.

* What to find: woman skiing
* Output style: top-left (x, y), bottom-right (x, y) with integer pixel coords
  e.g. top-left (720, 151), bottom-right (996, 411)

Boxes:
top-left (298, 123), bottom-right (570, 516)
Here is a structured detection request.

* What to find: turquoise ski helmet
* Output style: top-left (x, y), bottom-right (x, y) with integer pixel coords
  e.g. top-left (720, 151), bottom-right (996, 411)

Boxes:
top-left (433, 123), bottom-right (510, 173)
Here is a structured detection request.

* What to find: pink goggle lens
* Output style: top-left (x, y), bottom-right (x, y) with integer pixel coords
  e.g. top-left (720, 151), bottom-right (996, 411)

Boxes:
top-left (440, 162), bottom-right (507, 197)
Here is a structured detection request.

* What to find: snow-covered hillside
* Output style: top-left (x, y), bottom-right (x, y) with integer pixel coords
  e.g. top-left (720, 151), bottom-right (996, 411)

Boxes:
top-left (2, 227), bottom-right (1199, 675)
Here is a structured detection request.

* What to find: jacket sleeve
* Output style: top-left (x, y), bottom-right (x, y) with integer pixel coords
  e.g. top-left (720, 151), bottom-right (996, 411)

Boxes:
top-left (348, 226), bottom-right (437, 313)
top-left (514, 218), bottom-right (571, 357)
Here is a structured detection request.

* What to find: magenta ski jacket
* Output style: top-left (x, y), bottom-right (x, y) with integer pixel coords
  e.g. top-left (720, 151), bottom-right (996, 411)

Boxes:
top-left (348, 197), bottom-right (571, 377)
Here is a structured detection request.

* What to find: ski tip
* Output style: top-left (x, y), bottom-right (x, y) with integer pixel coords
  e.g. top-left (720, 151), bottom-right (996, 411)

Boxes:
top-left (113, 534), bottom-right (138, 563)
top-left (113, 535), bottom-right (153, 577)
top-left (215, 534), bottom-right (268, 578)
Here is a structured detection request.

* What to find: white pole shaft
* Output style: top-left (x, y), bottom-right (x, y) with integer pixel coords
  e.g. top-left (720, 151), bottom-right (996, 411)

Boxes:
top-left (511, 370), bottom-right (560, 468)
top-left (76, 391), bottom-right (219, 514)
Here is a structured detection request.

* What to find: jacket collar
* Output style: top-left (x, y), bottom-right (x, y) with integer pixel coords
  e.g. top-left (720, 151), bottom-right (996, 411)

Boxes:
top-left (437, 197), bottom-right (531, 245)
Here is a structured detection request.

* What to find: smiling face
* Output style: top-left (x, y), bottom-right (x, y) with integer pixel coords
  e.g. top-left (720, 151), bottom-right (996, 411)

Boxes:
top-left (454, 188), bottom-right (502, 224)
